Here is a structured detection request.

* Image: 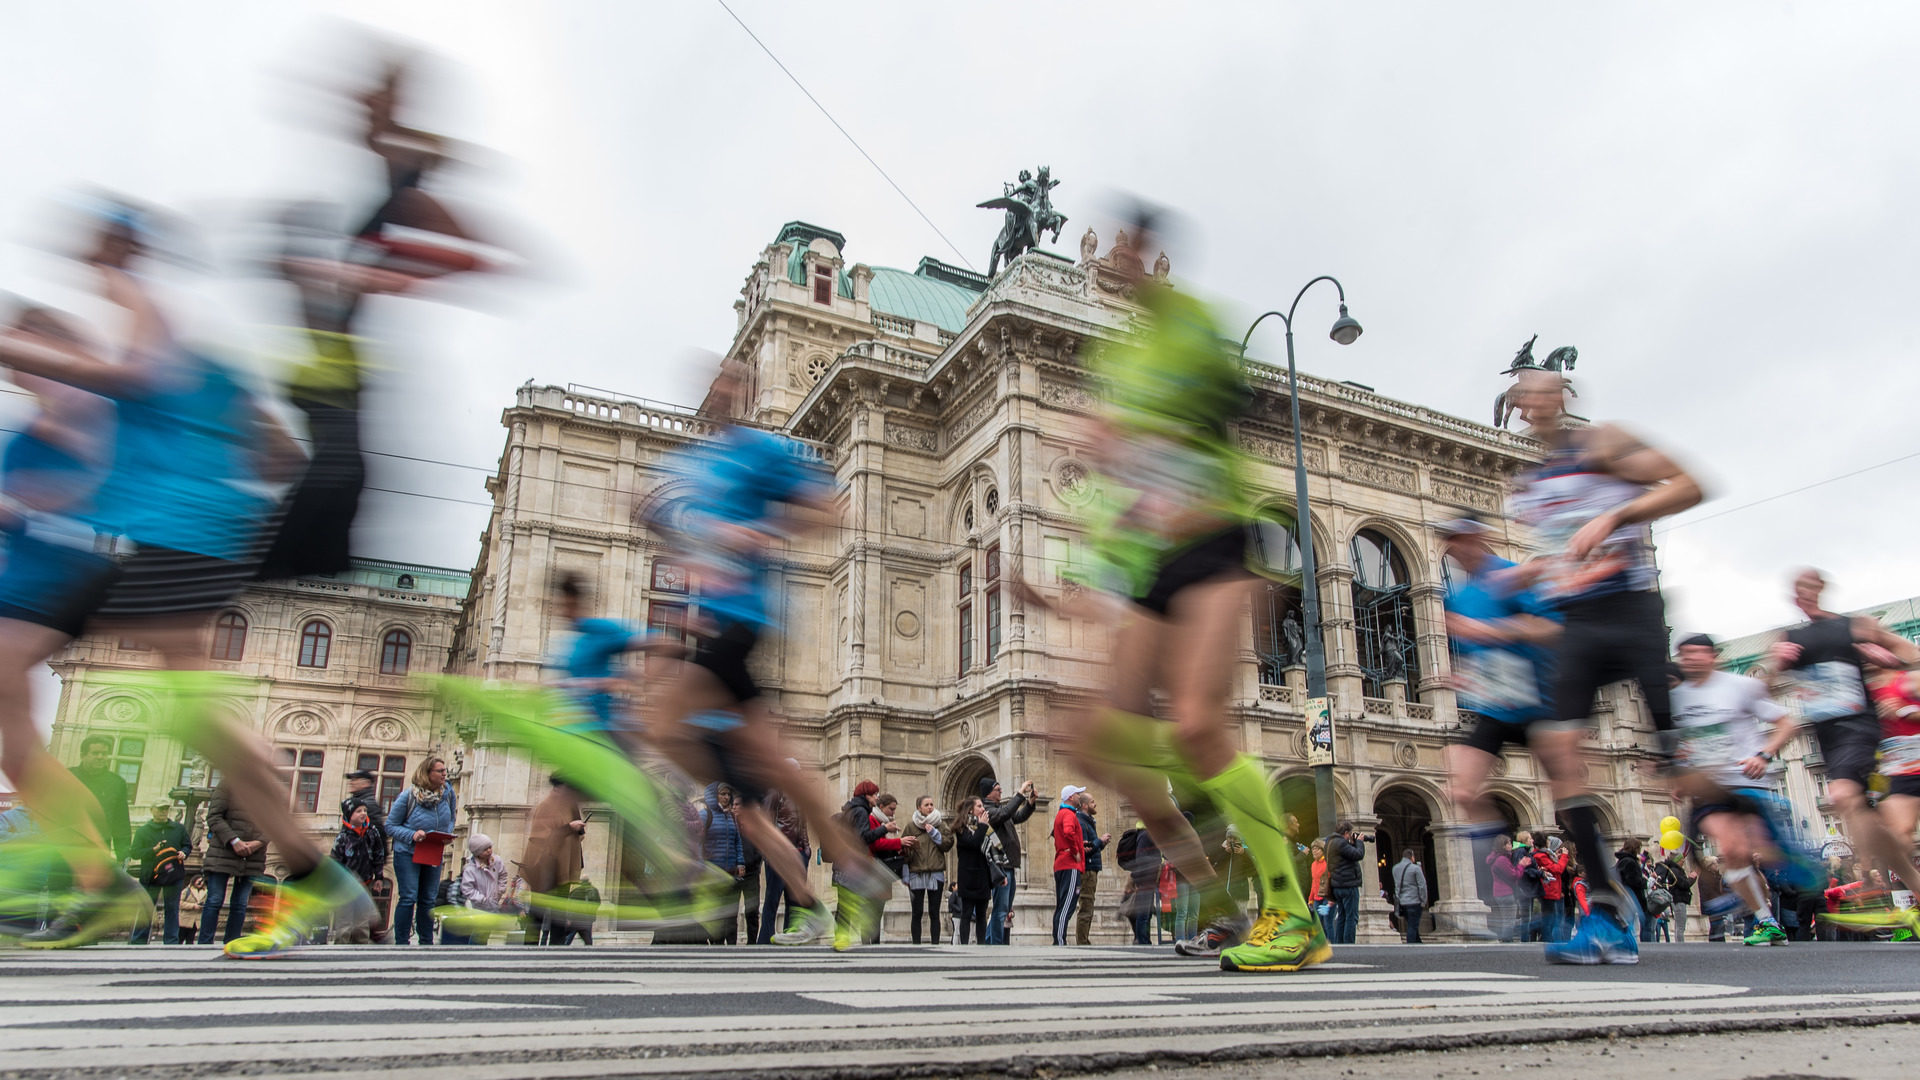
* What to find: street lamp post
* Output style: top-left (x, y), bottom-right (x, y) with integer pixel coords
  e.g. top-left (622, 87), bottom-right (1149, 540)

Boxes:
top-left (1240, 277), bottom-right (1362, 839)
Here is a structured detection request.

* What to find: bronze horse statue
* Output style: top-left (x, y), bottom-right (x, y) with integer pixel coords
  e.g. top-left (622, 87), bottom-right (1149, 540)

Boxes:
top-left (1493, 335), bottom-right (1578, 427)
top-left (978, 166), bottom-right (1067, 277)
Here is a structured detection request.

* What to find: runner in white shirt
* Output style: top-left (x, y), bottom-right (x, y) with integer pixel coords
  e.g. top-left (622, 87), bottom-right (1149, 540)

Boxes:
top-left (1670, 634), bottom-right (1799, 945)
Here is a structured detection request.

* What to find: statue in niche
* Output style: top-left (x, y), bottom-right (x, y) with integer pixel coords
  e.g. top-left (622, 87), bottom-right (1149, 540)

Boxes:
top-left (1281, 609), bottom-right (1305, 666)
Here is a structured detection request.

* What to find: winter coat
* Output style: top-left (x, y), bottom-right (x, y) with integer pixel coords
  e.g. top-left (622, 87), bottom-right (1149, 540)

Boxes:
top-left (460, 853), bottom-right (512, 912)
top-left (1510, 846), bottom-right (1540, 901)
top-left (1326, 833), bottom-right (1365, 889)
top-left (699, 785), bottom-right (744, 872)
top-left (202, 784), bottom-right (267, 876)
top-left (385, 784), bottom-right (458, 858)
top-left (524, 785), bottom-right (586, 895)
top-left (1051, 804), bottom-right (1086, 873)
top-left (1486, 848), bottom-right (1518, 900)
top-left (1533, 847), bottom-right (1570, 901)
top-left (1654, 858), bottom-right (1694, 904)
top-left (766, 790), bottom-right (810, 862)
top-left (1391, 857), bottom-right (1428, 906)
top-left (71, 764), bottom-right (131, 860)
top-left (330, 819), bottom-right (388, 882)
top-left (904, 814), bottom-right (955, 875)
top-left (340, 788), bottom-right (387, 840)
top-left (130, 818), bottom-right (190, 883)
top-left (978, 778), bottom-right (1035, 865)
top-left (1075, 807), bottom-right (1107, 872)
top-left (1615, 850), bottom-right (1649, 906)
top-left (955, 819), bottom-right (995, 899)
top-left (1309, 856), bottom-right (1328, 902)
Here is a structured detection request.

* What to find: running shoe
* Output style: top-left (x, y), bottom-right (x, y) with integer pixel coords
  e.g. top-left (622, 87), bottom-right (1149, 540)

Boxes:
top-left (770, 901), bottom-right (831, 946)
top-left (19, 871), bottom-right (152, 949)
top-left (1218, 909), bottom-right (1331, 972)
top-left (1543, 907), bottom-right (1639, 965)
top-left (1742, 920), bottom-right (1789, 946)
top-left (224, 860), bottom-right (374, 959)
top-left (1175, 910), bottom-right (1251, 957)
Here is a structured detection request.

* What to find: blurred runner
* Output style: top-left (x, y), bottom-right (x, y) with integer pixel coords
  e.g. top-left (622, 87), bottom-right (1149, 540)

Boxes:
top-left (1669, 634), bottom-right (1811, 946)
top-left (645, 358), bottom-right (894, 950)
top-left (1759, 569), bottom-right (1920, 936)
top-left (1047, 205), bottom-right (1323, 973)
top-left (0, 204), bottom-right (371, 953)
top-left (1505, 366), bottom-right (1704, 965)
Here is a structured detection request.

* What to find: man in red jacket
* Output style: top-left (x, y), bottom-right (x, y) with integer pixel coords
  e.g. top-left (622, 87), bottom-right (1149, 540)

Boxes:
top-left (1052, 785), bottom-right (1088, 945)
top-left (1534, 835), bottom-right (1571, 941)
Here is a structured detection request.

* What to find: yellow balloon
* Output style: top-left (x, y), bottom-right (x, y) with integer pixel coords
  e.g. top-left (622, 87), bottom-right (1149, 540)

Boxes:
top-left (1661, 830), bottom-right (1686, 852)
top-left (1659, 815), bottom-right (1682, 834)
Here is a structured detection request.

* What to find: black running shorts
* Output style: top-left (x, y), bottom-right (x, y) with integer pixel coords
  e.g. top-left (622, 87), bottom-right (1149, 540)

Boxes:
top-left (1459, 711), bottom-right (1532, 757)
top-left (1885, 774), bottom-right (1920, 800)
top-left (1134, 527), bottom-right (1252, 617)
top-left (1811, 713), bottom-right (1881, 790)
top-left (690, 619), bottom-right (761, 704)
top-left (1550, 589), bottom-right (1671, 729)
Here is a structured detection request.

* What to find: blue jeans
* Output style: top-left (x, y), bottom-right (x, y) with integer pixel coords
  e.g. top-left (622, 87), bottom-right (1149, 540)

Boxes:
top-left (1131, 911), bottom-right (1154, 944)
top-left (989, 878), bottom-right (1015, 944)
top-left (197, 872), bottom-right (253, 944)
top-left (131, 883), bottom-right (182, 944)
top-left (1329, 886), bottom-right (1359, 944)
top-left (757, 869), bottom-right (793, 944)
top-left (391, 857), bottom-right (442, 945)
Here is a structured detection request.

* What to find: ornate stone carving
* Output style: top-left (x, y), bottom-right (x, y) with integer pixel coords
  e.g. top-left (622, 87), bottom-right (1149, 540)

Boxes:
top-left (1054, 459), bottom-right (1094, 506)
top-left (286, 712), bottom-right (321, 737)
top-left (92, 697), bottom-right (142, 726)
top-left (894, 610), bottom-right (921, 639)
top-left (1235, 430), bottom-right (1328, 470)
top-left (953, 394), bottom-right (996, 441)
top-left (883, 421), bottom-right (937, 452)
top-left (1038, 378), bottom-right (1095, 411)
top-left (1432, 470), bottom-right (1502, 512)
top-left (372, 718), bottom-right (403, 743)
top-left (1393, 740), bottom-right (1418, 769)
top-left (1341, 451), bottom-right (1417, 494)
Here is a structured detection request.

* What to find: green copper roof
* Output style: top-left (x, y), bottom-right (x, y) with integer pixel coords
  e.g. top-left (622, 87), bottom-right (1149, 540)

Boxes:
top-left (783, 240), bottom-right (853, 299)
top-left (868, 266), bottom-right (977, 333)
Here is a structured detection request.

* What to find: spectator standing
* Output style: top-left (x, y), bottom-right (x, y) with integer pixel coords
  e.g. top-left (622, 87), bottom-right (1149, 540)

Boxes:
top-left (1391, 848), bottom-right (1429, 944)
top-left (328, 802), bottom-right (387, 943)
top-left (1072, 792), bottom-right (1111, 945)
top-left (947, 881), bottom-right (963, 943)
top-left (979, 776), bottom-right (1035, 944)
top-left (1307, 839), bottom-right (1329, 924)
top-left (385, 756), bottom-right (457, 946)
top-left (1115, 821), bottom-right (1161, 945)
top-left (1533, 836), bottom-right (1571, 941)
top-left (1051, 786), bottom-right (1088, 945)
top-left (199, 782), bottom-right (265, 945)
top-left (1510, 831), bottom-right (1541, 940)
top-left (339, 769), bottom-right (390, 940)
top-left (902, 795), bottom-right (954, 944)
top-left (754, 787), bottom-right (809, 945)
top-left (698, 783), bottom-right (745, 944)
top-left (1325, 821), bottom-right (1366, 945)
top-left (739, 824), bottom-right (763, 946)
top-left (953, 796), bottom-right (995, 944)
top-left (522, 777), bottom-right (586, 945)
top-left (128, 801), bottom-right (188, 945)
top-left (1486, 834), bottom-right (1519, 941)
top-left (457, 833), bottom-right (514, 944)
top-left (841, 782), bottom-right (907, 945)
top-left (1614, 837), bottom-right (1651, 942)
top-left (1211, 826), bottom-right (1255, 920)
top-left (71, 734), bottom-right (131, 862)
top-left (1653, 850), bottom-right (1695, 942)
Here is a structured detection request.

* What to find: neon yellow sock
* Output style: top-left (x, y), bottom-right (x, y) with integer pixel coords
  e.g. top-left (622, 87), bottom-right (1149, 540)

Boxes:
top-left (1198, 753), bottom-right (1308, 914)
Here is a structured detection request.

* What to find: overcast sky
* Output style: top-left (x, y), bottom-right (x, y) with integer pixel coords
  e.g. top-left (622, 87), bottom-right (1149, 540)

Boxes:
top-left (6, 0), bottom-right (1920, 692)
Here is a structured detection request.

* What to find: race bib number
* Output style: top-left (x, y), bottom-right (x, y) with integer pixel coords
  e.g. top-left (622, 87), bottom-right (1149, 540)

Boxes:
top-left (1454, 648), bottom-right (1539, 715)
top-left (1792, 661), bottom-right (1869, 722)
top-left (1880, 734), bottom-right (1920, 777)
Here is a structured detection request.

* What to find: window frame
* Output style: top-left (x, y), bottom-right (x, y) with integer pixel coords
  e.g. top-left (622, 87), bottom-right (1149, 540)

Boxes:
top-left (812, 261), bottom-right (834, 305)
top-left (210, 611), bottom-right (248, 662)
top-left (297, 620), bottom-right (333, 669)
top-left (985, 545), bottom-right (1003, 665)
top-left (379, 628), bottom-right (413, 676)
top-left (275, 747), bottom-right (326, 813)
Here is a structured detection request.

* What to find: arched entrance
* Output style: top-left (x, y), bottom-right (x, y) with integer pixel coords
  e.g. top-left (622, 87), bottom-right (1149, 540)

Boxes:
top-left (943, 754), bottom-right (995, 818)
top-left (1275, 774), bottom-right (1321, 847)
top-left (1373, 785), bottom-right (1439, 912)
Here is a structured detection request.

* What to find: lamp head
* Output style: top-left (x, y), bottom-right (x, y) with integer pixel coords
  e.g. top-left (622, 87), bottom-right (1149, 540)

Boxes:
top-left (1329, 304), bottom-right (1362, 346)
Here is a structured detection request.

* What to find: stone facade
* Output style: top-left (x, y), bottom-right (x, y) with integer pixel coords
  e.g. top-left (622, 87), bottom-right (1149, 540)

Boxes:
top-left (47, 559), bottom-right (466, 880)
top-left (449, 226), bottom-right (1687, 942)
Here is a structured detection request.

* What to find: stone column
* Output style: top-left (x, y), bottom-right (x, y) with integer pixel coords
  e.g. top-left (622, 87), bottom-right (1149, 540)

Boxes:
top-left (1427, 823), bottom-right (1491, 942)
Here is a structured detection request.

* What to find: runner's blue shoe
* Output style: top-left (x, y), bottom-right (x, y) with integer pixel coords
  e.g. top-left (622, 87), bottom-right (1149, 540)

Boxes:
top-left (1544, 907), bottom-right (1639, 965)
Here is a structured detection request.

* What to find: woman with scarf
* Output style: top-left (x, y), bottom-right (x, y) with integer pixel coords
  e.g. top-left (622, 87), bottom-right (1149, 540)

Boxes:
top-left (329, 802), bottom-right (387, 944)
top-left (903, 795), bottom-right (956, 944)
top-left (385, 756), bottom-right (457, 945)
top-left (954, 796), bottom-right (1000, 944)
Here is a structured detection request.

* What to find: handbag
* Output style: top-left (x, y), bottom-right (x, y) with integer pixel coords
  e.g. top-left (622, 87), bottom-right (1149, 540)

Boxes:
top-left (1647, 885), bottom-right (1674, 915)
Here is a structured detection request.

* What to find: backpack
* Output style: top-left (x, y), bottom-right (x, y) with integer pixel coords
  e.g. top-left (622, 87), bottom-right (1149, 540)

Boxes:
top-left (1646, 885), bottom-right (1674, 915)
top-left (146, 841), bottom-right (185, 887)
top-left (1115, 828), bottom-right (1141, 871)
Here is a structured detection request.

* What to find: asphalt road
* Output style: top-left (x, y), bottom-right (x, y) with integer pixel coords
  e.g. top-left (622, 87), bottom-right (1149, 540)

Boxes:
top-left (4, 941), bottom-right (1918, 1078)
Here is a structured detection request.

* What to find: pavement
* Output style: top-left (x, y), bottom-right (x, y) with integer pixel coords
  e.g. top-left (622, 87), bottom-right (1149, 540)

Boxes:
top-left (3, 942), bottom-right (1918, 1079)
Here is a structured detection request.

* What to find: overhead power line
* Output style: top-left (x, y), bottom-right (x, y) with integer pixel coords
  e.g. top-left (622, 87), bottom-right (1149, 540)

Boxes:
top-left (1657, 447), bottom-right (1920, 535)
top-left (711, 0), bottom-right (977, 271)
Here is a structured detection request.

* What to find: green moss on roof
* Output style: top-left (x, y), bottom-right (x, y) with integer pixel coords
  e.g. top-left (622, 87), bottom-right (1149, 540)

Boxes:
top-left (868, 267), bottom-right (976, 334)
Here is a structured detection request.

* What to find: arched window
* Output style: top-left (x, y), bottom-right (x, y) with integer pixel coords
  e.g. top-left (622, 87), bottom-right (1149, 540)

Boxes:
top-left (396, 574), bottom-right (415, 591)
top-left (298, 620), bottom-right (332, 669)
top-left (210, 611), bottom-right (247, 662)
top-left (379, 629), bottom-right (413, 676)
top-left (1250, 508), bottom-right (1305, 685)
top-left (1349, 529), bottom-right (1420, 697)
